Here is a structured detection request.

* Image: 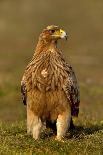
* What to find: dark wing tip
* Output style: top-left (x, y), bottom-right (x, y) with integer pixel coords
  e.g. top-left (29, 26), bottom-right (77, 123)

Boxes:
top-left (21, 82), bottom-right (27, 106)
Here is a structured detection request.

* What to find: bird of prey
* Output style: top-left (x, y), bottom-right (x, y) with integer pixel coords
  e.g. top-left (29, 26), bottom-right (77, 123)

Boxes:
top-left (21, 25), bottom-right (80, 141)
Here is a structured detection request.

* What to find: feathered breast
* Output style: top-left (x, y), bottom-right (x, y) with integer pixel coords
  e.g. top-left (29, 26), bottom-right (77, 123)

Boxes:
top-left (22, 46), bottom-right (80, 117)
top-left (25, 50), bottom-right (68, 92)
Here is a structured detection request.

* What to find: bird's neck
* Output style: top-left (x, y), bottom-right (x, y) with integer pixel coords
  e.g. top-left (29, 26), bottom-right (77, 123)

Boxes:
top-left (34, 38), bottom-right (57, 54)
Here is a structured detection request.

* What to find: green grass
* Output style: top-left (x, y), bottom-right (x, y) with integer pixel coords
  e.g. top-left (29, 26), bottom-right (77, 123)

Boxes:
top-left (0, 121), bottom-right (103, 155)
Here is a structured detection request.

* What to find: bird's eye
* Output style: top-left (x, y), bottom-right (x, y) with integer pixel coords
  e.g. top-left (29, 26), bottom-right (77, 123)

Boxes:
top-left (50, 30), bottom-right (55, 33)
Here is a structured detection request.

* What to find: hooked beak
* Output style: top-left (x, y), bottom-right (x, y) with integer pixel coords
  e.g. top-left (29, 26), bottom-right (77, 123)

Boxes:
top-left (51, 28), bottom-right (68, 40)
top-left (60, 29), bottom-right (68, 40)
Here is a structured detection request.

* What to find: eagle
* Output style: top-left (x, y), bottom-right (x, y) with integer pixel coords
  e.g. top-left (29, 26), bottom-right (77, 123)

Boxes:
top-left (21, 25), bottom-right (80, 141)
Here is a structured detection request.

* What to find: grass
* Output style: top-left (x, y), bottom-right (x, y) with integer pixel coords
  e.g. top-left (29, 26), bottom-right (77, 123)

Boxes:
top-left (0, 121), bottom-right (103, 155)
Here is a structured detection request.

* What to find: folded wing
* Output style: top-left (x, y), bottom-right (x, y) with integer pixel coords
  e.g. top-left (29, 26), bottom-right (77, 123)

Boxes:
top-left (63, 65), bottom-right (80, 117)
top-left (21, 74), bottom-right (27, 105)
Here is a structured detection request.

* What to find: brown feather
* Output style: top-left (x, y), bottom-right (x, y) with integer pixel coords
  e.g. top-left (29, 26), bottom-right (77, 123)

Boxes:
top-left (21, 26), bottom-right (80, 122)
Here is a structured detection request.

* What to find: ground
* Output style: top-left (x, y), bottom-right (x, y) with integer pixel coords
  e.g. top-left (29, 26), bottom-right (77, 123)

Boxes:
top-left (0, 0), bottom-right (103, 154)
top-left (0, 121), bottom-right (103, 155)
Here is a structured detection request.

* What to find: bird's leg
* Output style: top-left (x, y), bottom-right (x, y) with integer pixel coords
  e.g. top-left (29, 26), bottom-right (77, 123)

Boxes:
top-left (27, 105), bottom-right (34, 135)
top-left (32, 116), bottom-right (42, 140)
top-left (56, 110), bottom-right (71, 141)
top-left (46, 117), bottom-right (75, 132)
top-left (27, 105), bottom-right (42, 139)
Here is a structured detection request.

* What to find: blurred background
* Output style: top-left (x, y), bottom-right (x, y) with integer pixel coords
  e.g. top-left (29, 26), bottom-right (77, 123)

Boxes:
top-left (0, 0), bottom-right (103, 123)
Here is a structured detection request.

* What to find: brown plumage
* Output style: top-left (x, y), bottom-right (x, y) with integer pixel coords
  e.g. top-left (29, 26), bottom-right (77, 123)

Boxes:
top-left (21, 25), bottom-right (80, 140)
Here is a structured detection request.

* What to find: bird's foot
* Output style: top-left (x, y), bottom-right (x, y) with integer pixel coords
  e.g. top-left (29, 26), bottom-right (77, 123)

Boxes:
top-left (55, 136), bottom-right (65, 142)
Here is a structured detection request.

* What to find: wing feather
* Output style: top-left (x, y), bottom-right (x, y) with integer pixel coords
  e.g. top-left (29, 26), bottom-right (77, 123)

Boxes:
top-left (63, 64), bottom-right (80, 117)
top-left (21, 74), bottom-right (27, 105)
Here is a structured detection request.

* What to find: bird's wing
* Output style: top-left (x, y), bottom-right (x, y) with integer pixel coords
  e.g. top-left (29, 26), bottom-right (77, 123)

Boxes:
top-left (21, 74), bottom-right (27, 105)
top-left (63, 64), bottom-right (80, 117)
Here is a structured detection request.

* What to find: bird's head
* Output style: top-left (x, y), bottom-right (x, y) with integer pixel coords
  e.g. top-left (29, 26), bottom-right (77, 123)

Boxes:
top-left (40, 25), bottom-right (68, 42)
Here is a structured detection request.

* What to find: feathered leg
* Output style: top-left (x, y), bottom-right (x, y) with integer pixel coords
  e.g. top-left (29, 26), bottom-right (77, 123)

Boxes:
top-left (27, 105), bottom-right (34, 135)
top-left (32, 116), bottom-right (42, 140)
top-left (46, 117), bottom-right (75, 131)
top-left (27, 105), bottom-right (42, 139)
top-left (56, 110), bottom-right (71, 141)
